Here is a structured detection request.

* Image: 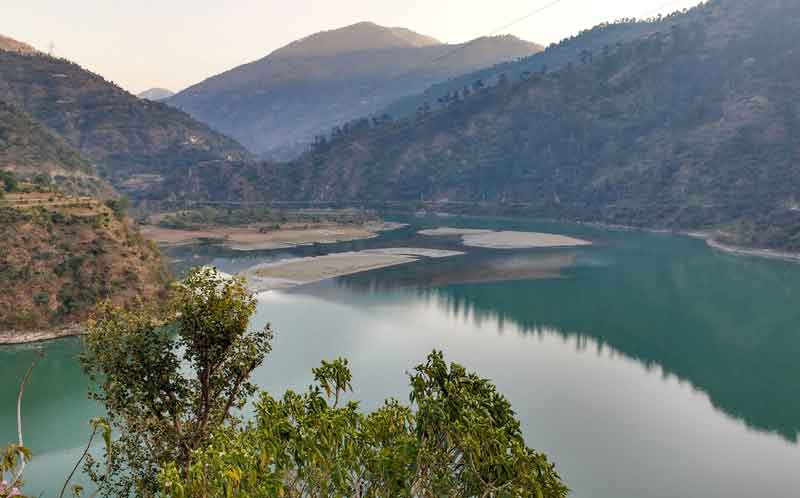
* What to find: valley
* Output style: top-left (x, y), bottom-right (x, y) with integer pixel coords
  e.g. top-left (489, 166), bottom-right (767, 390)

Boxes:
top-left (2, 1), bottom-right (800, 497)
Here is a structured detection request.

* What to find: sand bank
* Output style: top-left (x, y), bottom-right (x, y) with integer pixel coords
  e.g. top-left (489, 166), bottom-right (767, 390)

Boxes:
top-left (418, 228), bottom-right (494, 236)
top-left (420, 228), bottom-right (591, 249)
top-left (0, 324), bottom-right (85, 345)
top-left (141, 221), bottom-right (406, 250)
top-left (242, 248), bottom-right (463, 292)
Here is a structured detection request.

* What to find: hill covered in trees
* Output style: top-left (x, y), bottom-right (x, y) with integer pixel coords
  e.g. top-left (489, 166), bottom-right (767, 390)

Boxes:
top-left (381, 18), bottom-right (667, 119)
top-left (0, 99), bottom-right (116, 197)
top-left (168, 22), bottom-right (542, 159)
top-left (181, 0), bottom-right (800, 251)
top-left (0, 100), bottom-right (90, 175)
top-left (0, 47), bottom-right (249, 198)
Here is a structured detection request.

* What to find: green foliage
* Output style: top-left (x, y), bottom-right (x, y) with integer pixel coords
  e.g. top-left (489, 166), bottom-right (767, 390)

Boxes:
top-left (104, 196), bottom-right (130, 220)
top-left (81, 267), bottom-right (272, 497)
top-left (0, 171), bottom-right (17, 193)
top-left (313, 358), bottom-right (352, 407)
top-left (32, 291), bottom-right (49, 306)
top-left (160, 351), bottom-right (568, 498)
top-left (0, 444), bottom-right (30, 496)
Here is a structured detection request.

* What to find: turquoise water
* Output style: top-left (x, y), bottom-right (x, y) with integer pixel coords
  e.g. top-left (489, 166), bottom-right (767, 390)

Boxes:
top-left (2, 218), bottom-right (799, 497)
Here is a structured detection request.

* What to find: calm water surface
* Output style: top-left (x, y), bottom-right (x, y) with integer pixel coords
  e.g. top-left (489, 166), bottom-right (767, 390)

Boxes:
top-left (2, 217), bottom-right (799, 497)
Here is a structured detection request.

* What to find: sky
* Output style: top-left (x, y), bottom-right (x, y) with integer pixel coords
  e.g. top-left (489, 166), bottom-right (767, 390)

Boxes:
top-left (3, 0), bottom-right (703, 94)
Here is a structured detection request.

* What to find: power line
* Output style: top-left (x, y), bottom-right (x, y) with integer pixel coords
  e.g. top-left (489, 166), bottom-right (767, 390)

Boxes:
top-left (368, 0), bottom-right (697, 110)
top-left (388, 0), bottom-right (695, 85)
top-left (413, 0), bottom-right (571, 70)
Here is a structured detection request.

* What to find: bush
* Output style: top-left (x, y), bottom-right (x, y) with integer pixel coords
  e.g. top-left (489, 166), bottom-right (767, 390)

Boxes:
top-left (105, 196), bottom-right (130, 220)
top-left (0, 171), bottom-right (18, 193)
top-left (33, 291), bottom-right (50, 306)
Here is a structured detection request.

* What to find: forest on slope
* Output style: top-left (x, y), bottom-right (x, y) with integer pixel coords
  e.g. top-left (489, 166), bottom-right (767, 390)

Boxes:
top-left (178, 0), bottom-right (800, 251)
top-left (0, 46), bottom-right (249, 197)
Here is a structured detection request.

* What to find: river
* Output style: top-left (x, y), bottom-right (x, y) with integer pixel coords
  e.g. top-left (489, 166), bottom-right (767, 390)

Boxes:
top-left (2, 217), bottom-right (799, 497)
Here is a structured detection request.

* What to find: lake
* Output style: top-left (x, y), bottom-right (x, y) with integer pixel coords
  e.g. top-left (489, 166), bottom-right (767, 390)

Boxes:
top-left (2, 217), bottom-right (799, 497)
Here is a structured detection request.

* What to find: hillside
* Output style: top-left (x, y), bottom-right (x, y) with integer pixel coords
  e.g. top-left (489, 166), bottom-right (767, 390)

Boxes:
top-left (0, 191), bottom-right (170, 339)
top-left (0, 34), bottom-right (37, 54)
top-left (0, 49), bottom-right (249, 197)
top-left (0, 100), bottom-right (90, 174)
top-left (0, 103), bottom-right (171, 340)
top-left (169, 22), bottom-right (542, 159)
top-left (0, 99), bottom-right (114, 197)
top-left (180, 0), bottom-right (800, 251)
top-left (138, 87), bottom-right (176, 101)
top-left (381, 19), bottom-right (665, 119)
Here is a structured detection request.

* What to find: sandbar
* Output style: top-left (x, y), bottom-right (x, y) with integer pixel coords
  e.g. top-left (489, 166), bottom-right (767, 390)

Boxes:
top-left (462, 231), bottom-right (591, 249)
top-left (418, 228), bottom-right (494, 236)
top-left (242, 248), bottom-right (463, 291)
top-left (419, 227), bottom-right (591, 249)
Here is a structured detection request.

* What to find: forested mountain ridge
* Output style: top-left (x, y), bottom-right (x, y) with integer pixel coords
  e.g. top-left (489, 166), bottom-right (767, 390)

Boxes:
top-left (0, 99), bottom-right (116, 197)
top-left (0, 49), bottom-right (249, 197)
top-left (178, 0), bottom-right (800, 251)
top-left (0, 99), bottom-right (90, 174)
top-left (168, 22), bottom-right (542, 159)
top-left (381, 18), bottom-right (667, 119)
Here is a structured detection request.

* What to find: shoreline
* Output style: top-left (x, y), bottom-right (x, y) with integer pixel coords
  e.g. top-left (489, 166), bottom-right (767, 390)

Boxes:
top-left (0, 325), bottom-right (85, 345)
top-left (572, 221), bottom-right (800, 263)
top-left (140, 221), bottom-right (407, 250)
top-left (698, 236), bottom-right (800, 262)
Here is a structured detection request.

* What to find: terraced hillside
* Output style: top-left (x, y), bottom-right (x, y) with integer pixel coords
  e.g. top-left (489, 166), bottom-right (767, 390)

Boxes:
top-left (0, 189), bottom-right (169, 339)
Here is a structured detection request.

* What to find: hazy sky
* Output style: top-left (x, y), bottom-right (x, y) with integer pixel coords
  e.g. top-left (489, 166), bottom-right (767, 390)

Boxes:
top-left (4, 0), bottom-right (702, 94)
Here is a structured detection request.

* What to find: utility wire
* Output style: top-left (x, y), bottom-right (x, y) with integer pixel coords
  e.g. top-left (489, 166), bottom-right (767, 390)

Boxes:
top-left (385, 0), bottom-right (693, 85)
top-left (426, 0), bottom-right (570, 66)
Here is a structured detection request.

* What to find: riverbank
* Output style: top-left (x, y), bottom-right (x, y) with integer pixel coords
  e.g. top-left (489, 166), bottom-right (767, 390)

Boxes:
top-left (569, 220), bottom-right (800, 263)
top-left (140, 221), bottom-right (407, 250)
top-left (691, 234), bottom-right (800, 262)
top-left (0, 324), bottom-right (85, 345)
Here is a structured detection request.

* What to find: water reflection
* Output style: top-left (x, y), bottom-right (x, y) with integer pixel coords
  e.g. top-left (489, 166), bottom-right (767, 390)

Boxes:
top-left (0, 339), bottom-right (100, 494)
top-left (326, 234), bottom-right (800, 442)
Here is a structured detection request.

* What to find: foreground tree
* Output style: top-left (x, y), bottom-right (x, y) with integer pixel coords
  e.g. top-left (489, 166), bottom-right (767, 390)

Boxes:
top-left (82, 267), bottom-right (273, 497)
top-left (85, 267), bottom-right (566, 497)
top-left (161, 352), bottom-right (568, 498)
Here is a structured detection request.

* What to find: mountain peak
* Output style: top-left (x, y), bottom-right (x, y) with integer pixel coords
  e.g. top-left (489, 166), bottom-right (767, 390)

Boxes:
top-left (0, 34), bottom-right (37, 54)
top-left (271, 22), bottom-right (441, 58)
top-left (137, 87), bottom-right (176, 101)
